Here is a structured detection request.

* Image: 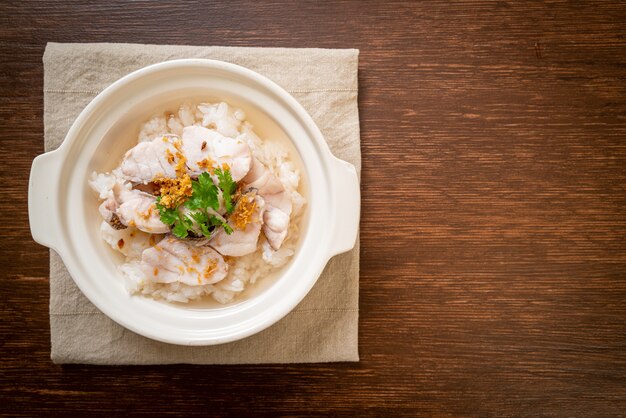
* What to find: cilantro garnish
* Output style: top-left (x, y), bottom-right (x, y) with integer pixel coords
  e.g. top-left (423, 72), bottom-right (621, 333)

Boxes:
top-left (215, 167), bottom-right (237, 214)
top-left (186, 172), bottom-right (219, 211)
top-left (172, 218), bottom-right (190, 239)
top-left (155, 168), bottom-right (237, 239)
top-left (156, 196), bottom-right (194, 239)
top-left (156, 196), bottom-right (179, 224)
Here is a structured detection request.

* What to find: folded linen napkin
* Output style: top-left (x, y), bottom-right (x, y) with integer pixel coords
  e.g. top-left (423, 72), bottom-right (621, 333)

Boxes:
top-left (43, 42), bottom-right (360, 364)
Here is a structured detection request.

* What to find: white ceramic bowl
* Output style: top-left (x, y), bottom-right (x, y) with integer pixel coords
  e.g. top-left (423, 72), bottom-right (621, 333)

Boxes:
top-left (28, 59), bottom-right (360, 346)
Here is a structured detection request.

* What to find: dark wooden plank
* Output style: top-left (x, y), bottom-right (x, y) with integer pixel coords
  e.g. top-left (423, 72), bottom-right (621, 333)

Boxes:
top-left (1, 0), bottom-right (626, 416)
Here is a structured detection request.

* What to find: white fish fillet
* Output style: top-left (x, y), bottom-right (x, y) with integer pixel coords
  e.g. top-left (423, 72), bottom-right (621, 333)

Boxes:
top-left (115, 186), bottom-right (170, 234)
top-left (242, 158), bottom-right (292, 250)
top-left (140, 236), bottom-right (228, 286)
top-left (119, 128), bottom-right (252, 184)
top-left (120, 135), bottom-right (179, 183)
top-left (181, 126), bottom-right (252, 181)
top-left (210, 195), bottom-right (266, 257)
top-left (99, 221), bottom-right (162, 259)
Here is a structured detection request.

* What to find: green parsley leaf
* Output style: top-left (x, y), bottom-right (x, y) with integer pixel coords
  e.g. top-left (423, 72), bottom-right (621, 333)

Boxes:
top-left (189, 210), bottom-right (208, 224)
top-left (214, 167), bottom-right (237, 214)
top-left (172, 221), bottom-right (188, 238)
top-left (198, 171), bottom-right (213, 189)
top-left (179, 212), bottom-right (194, 230)
top-left (198, 222), bottom-right (212, 238)
top-left (208, 215), bottom-right (222, 227)
top-left (155, 196), bottom-right (179, 225)
top-left (185, 172), bottom-right (219, 211)
top-left (208, 215), bottom-right (233, 235)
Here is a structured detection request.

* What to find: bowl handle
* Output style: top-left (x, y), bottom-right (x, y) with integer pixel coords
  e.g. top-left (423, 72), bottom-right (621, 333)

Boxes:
top-left (328, 156), bottom-right (361, 258)
top-left (29, 150), bottom-right (63, 251)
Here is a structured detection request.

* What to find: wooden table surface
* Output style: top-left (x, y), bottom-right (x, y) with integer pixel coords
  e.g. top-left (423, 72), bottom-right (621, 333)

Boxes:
top-left (2, 1), bottom-right (626, 416)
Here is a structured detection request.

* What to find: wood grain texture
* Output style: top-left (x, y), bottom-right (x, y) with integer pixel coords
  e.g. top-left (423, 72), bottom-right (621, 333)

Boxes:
top-left (1, 0), bottom-right (626, 416)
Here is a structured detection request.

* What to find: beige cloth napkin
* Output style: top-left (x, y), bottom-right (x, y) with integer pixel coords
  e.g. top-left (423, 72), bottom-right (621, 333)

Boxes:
top-left (43, 43), bottom-right (360, 364)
